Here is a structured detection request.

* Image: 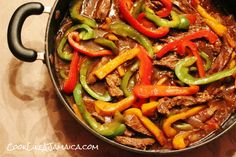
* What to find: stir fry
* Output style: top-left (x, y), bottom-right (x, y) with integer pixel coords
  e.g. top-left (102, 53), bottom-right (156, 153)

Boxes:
top-left (55, 0), bottom-right (236, 150)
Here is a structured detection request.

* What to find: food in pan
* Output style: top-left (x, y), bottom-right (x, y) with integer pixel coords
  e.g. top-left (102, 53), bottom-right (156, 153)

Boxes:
top-left (55, 0), bottom-right (236, 150)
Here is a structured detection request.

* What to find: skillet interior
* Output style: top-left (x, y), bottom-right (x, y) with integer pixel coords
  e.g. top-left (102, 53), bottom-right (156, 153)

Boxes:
top-left (44, 0), bottom-right (236, 154)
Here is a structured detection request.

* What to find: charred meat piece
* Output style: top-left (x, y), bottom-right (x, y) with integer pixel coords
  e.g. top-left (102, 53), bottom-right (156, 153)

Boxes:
top-left (157, 91), bottom-right (213, 115)
top-left (153, 53), bottom-right (180, 70)
top-left (94, 0), bottom-right (112, 21)
top-left (105, 73), bottom-right (124, 97)
top-left (124, 114), bottom-right (152, 136)
top-left (114, 136), bottom-right (155, 149)
top-left (83, 96), bottom-right (96, 113)
top-left (81, 0), bottom-right (100, 18)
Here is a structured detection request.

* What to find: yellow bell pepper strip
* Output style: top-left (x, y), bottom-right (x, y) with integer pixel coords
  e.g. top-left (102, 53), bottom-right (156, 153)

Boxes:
top-left (69, 0), bottom-right (97, 28)
top-left (133, 85), bottom-right (199, 99)
top-left (172, 131), bottom-right (192, 149)
top-left (94, 47), bottom-right (140, 80)
top-left (73, 84), bottom-right (126, 137)
top-left (175, 56), bottom-right (236, 85)
top-left (196, 5), bottom-right (227, 36)
top-left (95, 95), bottom-right (136, 116)
top-left (124, 108), bottom-right (167, 146)
top-left (163, 105), bottom-right (206, 137)
top-left (141, 101), bottom-right (159, 117)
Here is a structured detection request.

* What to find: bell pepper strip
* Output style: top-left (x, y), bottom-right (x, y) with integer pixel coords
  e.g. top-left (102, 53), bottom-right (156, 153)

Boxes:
top-left (175, 57), bottom-right (236, 85)
top-left (119, 0), bottom-right (170, 39)
top-left (117, 65), bottom-right (126, 77)
top-left (68, 32), bottom-right (113, 57)
top-left (72, 103), bottom-right (84, 122)
top-left (173, 123), bottom-right (193, 131)
top-left (184, 14), bottom-right (197, 25)
top-left (110, 22), bottom-right (155, 57)
top-left (124, 108), bottom-right (167, 145)
top-left (177, 41), bottom-right (205, 77)
top-left (137, 13), bottom-right (156, 28)
top-left (133, 85), bottom-right (199, 99)
top-left (196, 5), bottom-right (227, 36)
top-left (69, 0), bottom-right (97, 28)
top-left (178, 15), bottom-right (190, 29)
top-left (95, 95), bottom-right (136, 116)
top-left (137, 46), bottom-right (153, 85)
top-left (80, 59), bottom-right (112, 101)
top-left (141, 101), bottom-right (159, 117)
top-left (63, 51), bottom-right (79, 94)
top-left (121, 62), bottom-right (139, 97)
top-left (57, 24), bottom-right (96, 61)
top-left (73, 84), bottom-right (126, 137)
top-left (131, 0), bottom-right (145, 18)
top-left (163, 105), bottom-right (206, 137)
top-left (94, 47), bottom-right (140, 80)
top-left (172, 131), bottom-right (192, 149)
top-left (155, 0), bottom-right (172, 18)
top-left (94, 37), bottom-right (119, 54)
top-left (156, 30), bottom-right (218, 58)
top-left (189, 51), bottom-right (212, 72)
top-left (145, 9), bottom-right (181, 28)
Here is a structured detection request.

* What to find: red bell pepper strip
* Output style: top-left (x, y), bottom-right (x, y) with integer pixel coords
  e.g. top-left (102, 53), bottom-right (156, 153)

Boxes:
top-left (137, 46), bottom-right (153, 85)
top-left (119, 0), bottom-right (169, 38)
top-left (155, 0), bottom-right (173, 18)
top-left (184, 14), bottom-right (197, 25)
top-left (177, 41), bottom-right (205, 77)
top-left (137, 13), bottom-right (156, 28)
top-left (68, 32), bottom-right (112, 57)
top-left (133, 85), bottom-right (199, 98)
top-left (63, 51), bottom-right (80, 94)
top-left (156, 30), bottom-right (218, 58)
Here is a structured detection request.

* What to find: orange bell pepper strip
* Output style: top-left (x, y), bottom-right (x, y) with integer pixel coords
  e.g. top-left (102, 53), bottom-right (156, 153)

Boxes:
top-left (94, 47), bottom-right (140, 80)
top-left (141, 102), bottom-right (159, 116)
top-left (95, 95), bottom-right (136, 116)
top-left (124, 108), bottom-right (167, 146)
top-left (172, 131), bottom-right (192, 149)
top-left (133, 85), bottom-right (200, 99)
top-left (163, 105), bottom-right (206, 137)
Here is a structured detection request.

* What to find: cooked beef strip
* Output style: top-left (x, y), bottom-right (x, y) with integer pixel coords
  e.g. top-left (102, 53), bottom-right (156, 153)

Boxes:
top-left (153, 53), bottom-right (180, 70)
top-left (124, 114), bottom-right (152, 136)
top-left (208, 41), bottom-right (233, 74)
top-left (81, 0), bottom-right (100, 18)
top-left (83, 96), bottom-right (96, 113)
top-left (157, 91), bottom-right (213, 115)
top-left (123, 129), bottom-right (135, 137)
top-left (105, 73), bottom-right (124, 97)
top-left (114, 136), bottom-right (155, 149)
top-left (94, 0), bottom-right (111, 21)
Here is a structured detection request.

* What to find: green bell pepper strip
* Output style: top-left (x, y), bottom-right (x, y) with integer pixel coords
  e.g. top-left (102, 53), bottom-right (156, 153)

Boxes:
top-left (131, 0), bottom-right (145, 18)
top-left (80, 59), bottom-right (112, 101)
top-left (178, 15), bottom-right (190, 29)
top-left (145, 8), bottom-right (181, 28)
top-left (175, 56), bottom-right (236, 85)
top-left (69, 0), bottom-right (97, 28)
top-left (121, 62), bottom-right (139, 97)
top-left (110, 21), bottom-right (154, 58)
top-left (190, 51), bottom-right (212, 71)
top-left (73, 84), bottom-right (126, 137)
top-left (94, 37), bottom-right (119, 54)
top-left (57, 24), bottom-right (95, 61)
top-left (59, 69), bottom-right (68, 79)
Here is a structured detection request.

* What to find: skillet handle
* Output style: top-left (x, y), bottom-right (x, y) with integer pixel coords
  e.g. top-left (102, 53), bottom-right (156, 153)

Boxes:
top-left (7, 2), bottom-right (45, 62)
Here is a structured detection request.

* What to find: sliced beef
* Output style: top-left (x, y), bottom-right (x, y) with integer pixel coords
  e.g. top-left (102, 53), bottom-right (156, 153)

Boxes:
top-left (157, 91), bottom-right (213, 115)
top-left (105, 73), bottom-right (124, 97)
top-left (124, 114), bottom-right (152, 136)
top-left (114, 136), bottom-right (155, 149)
top-left (172, 0), bottom-right (195, 14)
top-left (123, 129), bottom-right (135, 137)
top-left (83, 96), bottom-right (96, 113)
top-left (81, 0), bottom-right (100, 18)
top-left (94, 0), bottom-right (111, 21)
top-left (153, 53), bottom-right (180, 70)
top-left (208, 41), bottom-right (233, 74)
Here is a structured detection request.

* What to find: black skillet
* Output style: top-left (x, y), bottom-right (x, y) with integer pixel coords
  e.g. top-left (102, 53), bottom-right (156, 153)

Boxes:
top-left (7, 0), bottom-right (236, 154)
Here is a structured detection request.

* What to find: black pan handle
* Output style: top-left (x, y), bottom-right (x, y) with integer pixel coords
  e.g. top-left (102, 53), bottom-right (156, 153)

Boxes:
top-left (7, 2), bottom-right (45, 62)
